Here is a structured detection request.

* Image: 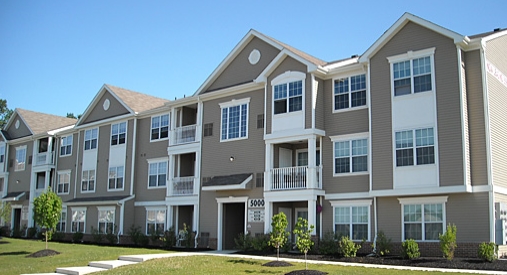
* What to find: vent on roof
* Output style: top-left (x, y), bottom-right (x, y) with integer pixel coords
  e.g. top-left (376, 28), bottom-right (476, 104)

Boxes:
top-left (494, 28), bottom-right (501, 32)
top-left (351, 54), bottom-right (359, 58)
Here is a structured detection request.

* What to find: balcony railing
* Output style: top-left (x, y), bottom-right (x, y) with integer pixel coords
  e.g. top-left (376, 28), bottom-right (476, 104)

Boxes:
top-left (171, 176), bottom-right (195, 196)
top-left (267, 166), bottom-right (322, 191)
top-left (34, 152), bottom-right (54, 166)
top-left (170, 125), bottom-right (198, 146)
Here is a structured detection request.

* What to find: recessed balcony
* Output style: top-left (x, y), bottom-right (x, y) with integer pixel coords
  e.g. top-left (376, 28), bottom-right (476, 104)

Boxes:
top-left (266, 166), bottom-right (322, 191)
top-left (169, 124), bottom-right (199, 146)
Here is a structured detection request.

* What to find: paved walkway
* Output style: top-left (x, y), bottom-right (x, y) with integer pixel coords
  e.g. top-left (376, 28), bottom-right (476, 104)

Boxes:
top-left (22, 250), bottom-right (507, 275)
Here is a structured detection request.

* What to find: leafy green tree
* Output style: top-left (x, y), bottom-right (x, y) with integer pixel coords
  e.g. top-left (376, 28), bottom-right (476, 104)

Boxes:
top-left (0, 99), bottom-right (13, 129)
top-left (293, 217), bottom-right (315, 270)
top-left (0, 202), bottom-right (12, 223)
top-left (269, 212), bottom-right (289, 261)
top-left (33, 189), bottom-right (62, 249)
top-left (66, 113), bottom-right (77, 119)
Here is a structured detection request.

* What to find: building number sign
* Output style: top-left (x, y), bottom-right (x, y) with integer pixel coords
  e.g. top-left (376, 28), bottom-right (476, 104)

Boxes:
top-left (249, 199), bottom-right (264, 208)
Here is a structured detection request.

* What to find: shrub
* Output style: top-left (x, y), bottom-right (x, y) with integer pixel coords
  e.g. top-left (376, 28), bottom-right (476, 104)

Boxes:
top-left (91, 227), bottom-right (103, 244)
top-left (27, 227), bottom-right (38, 239)
top-left (128, 225), bottom-right (147, 246)
top-left (252, 234), bottom-right (270, 251)
top-left (478, 242), bottom-right (498, 262)
top-left (52, 231), bottom-right (65, 241)
top-left (373, 231), bottom-right (391, 257)
top-left (72, 232), bottom-right (83, 243)
top-left (402, 239), bottom-right (420, 259)
top-left (235, 232), bottom-right (253, 251)
top-left (105, 225), bottom-right (118, 245)
top-left (439, 224), bottom-right (457, 260)
top-left (339, 236), bottom-right (360, 258)
top-left (319, 231), bottom-right (339, 255)
top-left (162, 227), bottom-right (176, 248)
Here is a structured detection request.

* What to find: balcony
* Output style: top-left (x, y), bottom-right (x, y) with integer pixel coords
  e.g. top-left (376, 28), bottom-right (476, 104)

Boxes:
top-left (267, 166), bottom-right (322, 191)
top-left (170, 176), bottom-right (197, 196)
top-left (169, 125), bottom-right (199, 146)
top-left (34, 152), bottom-right (54, 166)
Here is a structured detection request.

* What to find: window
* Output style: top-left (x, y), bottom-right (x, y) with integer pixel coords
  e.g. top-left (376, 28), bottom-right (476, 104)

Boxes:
top-left (403, 204), bottom-right (443, 241)
top-left (81, 170), bottom-right (95, 192)
top-left (333, 139), bottom-right (368, 174)
top-left (148, 160), bottom-right (167, 188)
top-left (389, 48), bottom-right (435, 96)
top-left (203, 123), bottom-right (213, 137)
top-left (220, 98), bottom-right (249, 141)
top-left (334, 205), bottom-right (369, 241)
top-left (274, 80), bottom-right (303, 114)
top-left (15, 146), bottom-right (26, 171)
top-left (71, 208), bottom-right (86, 233)
top-left (151, 114), bottom-right (169, 141)
top-left (257, 114), bottom-right (264, 129)
top-left (57, 171), bottom-right (71, 194)
top-left (146, 209), bottom-right (165, 235)
top-left (0, 144), bottom-right (5, 164)
top-left (395, 128), bottom-right (435, 167)
top-left (84, 128), bottom-right (98, 150)
top-left (111, 122), bottom-right (126, 146)
top-left (56, 210), bottom-right (66, 232)
top-left (108, 166), bottom-right (124, 190)
top-left (255, 172), bottom-right (264, 188)
top-left (98, 207), bottom-right (115, 234)
top-left (334, 74), bottom-right (366, 110)
top-left (60, 135), bottom-right (73, 156)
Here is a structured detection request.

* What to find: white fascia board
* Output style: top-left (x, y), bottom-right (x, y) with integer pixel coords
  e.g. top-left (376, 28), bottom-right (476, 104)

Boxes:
top-left (264, 128), bottom-right (326, 143)
top-left (198, 82), bottom-right (263, 102)
top-left (48, 125), bottom-right (76, 136)
top-left (74, 113), bottom-right (133, 130)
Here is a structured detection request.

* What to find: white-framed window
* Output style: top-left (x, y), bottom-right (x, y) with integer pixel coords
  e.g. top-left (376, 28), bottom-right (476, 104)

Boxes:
top-left (15, 146), bottom-right (27, 171)
top-left (97, 207), bottom-right (115, 234)
top-left (274, 80), bottom-right (303, 114)
top-left (148, 159), bottom-right (167, 188)
top-left (388, 48), bottom-right (435, 97)
top-left (56, 209), bottom-right (67, 232)
top-left (84, 128), bottom-right (98, 150)
top-left (331, 200), bottom-right (371, 241)
top-left (331, 134), bottom-right (368, 175)
top-left (60, 135), bottom-right (73, 156)
top-left (108, 166), bottom-right (124, 190)
top-left (296, 149), bottom-right (321, 167)
top-left (399, 196), bottom-right (447, 241)
top-left (151, 114), bottom-right (169, 141)
top-left (71, 208), bottom-right (86, 233)
top-left (334, 74), bottom-right (367, 110)
top-left (395, 127), bottom-right (435, 167)
top-left (81, 170), bottom-right (95, 192)
top-left (220, 98), bottom-right (250, 141)
top-left (146, 208), bottom-right (165, 235)
top-left (111, 122), bottom-right (127, 146)
top-left (0, 177), bottom-right (4, 193)
top-left (57, 171), bottom-right (71, 194)
top-left (0, 144), bottom-right (5, 164)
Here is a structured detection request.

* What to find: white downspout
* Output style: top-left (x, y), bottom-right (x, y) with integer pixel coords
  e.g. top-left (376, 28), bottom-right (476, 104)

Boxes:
top-left (130, 117), bottom-right (137, 196)
top-left (74, 131), bottom-right (81, 198)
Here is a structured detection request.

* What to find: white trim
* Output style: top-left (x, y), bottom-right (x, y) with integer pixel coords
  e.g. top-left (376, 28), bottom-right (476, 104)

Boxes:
top-left (149, 113), bottom-right (170, 142)
top-left (147, 159), bottom-right (168, 189)
top-left (398, 196), bottom-right (448, 205)
top-left (332, 72), bottom-right (368, 113)
top-left (398, 196), bottom-right (447, 242)
top-left (331, 203), bottom-right (371, 241)
top-left (215, 196), bottom-right (248, 250)
top-left (56, 170), bottom-right (71, 195)
top-left (329, 199), bottom-right (373, 207)
top-left (330, 133), bottom-right (369, 176)
top-left (134, 201), bottom-right (166, 207)
top-left (14, 145), bottom-right (27, 171)
top-left (387, 48), bottom-right (436, 63)
top-left (218, 97), bottom-right (251, 109)
top-left (97, 206), bottom-right (115, 212)
top-left (219, 98), bottom-right (250, 142)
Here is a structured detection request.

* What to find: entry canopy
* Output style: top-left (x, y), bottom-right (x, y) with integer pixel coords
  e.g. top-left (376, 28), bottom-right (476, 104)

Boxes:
top-left (202, 173), bottom-right (253, 191)
top-left (1, 191), bottom-right (26, 202)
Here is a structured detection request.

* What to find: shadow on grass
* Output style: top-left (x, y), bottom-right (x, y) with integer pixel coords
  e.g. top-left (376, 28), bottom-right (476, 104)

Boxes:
top-left (0, 240), bottom-right (10, 244)
top-left (245, 270), bottom-right (281, 274)
top-left (0, 251), bottom-right (31, 256)
top-left (227, 259), bottom-right (260, 265)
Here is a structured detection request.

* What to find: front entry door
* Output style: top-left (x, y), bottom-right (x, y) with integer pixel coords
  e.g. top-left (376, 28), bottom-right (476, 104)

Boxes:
top-left (223, 203), bottom-right (245, 250)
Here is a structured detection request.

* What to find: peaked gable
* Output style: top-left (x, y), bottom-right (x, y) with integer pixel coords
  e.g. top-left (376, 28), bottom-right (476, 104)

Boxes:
top-left (3, 109), bottom-right (76, 140)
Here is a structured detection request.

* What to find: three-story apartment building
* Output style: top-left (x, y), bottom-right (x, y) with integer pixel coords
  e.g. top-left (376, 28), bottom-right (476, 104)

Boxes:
top-left (2, 13), bottom-right (506, 256)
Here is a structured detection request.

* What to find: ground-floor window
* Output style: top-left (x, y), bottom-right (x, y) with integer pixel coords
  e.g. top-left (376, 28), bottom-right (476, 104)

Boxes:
top-left (98, 207), bottom-right (115, 234)
top-left (56, 210), bottom-right (66, 232)
top-left (146, 208), bottom-right (165, 235)
top-left (334, 205), bottom-right (369, 241)
top-left (403, 203), bottom-right (443, 241)
top-left (71, 208), bottom-right (86, 233)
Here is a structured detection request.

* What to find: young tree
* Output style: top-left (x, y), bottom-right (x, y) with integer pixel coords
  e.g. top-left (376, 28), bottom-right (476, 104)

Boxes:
top-left (33, 189), bottom-right (62, 250)
top-left (269, 212), bottom-right (289, 261)
top-left (293, 217), bottom-right (315, 270)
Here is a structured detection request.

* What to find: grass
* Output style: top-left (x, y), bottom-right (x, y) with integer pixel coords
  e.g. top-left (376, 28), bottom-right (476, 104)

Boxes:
top-left (0, 238), bottom-right (474, 275)
top-left (0, 237), bottom-right (170, 275)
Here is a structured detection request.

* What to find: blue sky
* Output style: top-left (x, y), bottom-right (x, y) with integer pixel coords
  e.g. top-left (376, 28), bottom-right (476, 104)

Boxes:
top-left (0, 0), bottom-right (505, 118)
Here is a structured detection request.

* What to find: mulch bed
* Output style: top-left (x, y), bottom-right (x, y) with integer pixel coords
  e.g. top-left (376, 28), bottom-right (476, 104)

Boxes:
top-left (26, 249), bottom-right (60, 258)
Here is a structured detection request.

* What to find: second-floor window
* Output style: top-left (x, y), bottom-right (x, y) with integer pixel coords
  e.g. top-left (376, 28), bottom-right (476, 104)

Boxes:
top-left (57, 171), bottom-right (71, 194)
top-left (334, 74), bottom-right (366, 110)
top-left (220, 99), bottom-right (249, 141)
top-left (388, 48), bottom-right (435, 97)
top-left (111, 122), bottom-right (126, 146)
top-left (81, 170), bottom-right (95, 192)
top-left (395, 127), bottom-right (435, 167)
top-left (333, 138), bottom-right (368, 175)
top-left (274, 80), bottom-right (303, 114)
top-left (148, 161), bottom-right (167, 188)
top-left (151, 114), bottom-right (169, 141)
top-left (15, 146), bottom-right (27, 171)
top-left (0, 144), bottom-right (5, 164)
top-left (84, 128), bottom-right (98, 150)
top-left (60, 135), bottom-right (73, 156)
top-left (108, 166), bottom-right (124, 190)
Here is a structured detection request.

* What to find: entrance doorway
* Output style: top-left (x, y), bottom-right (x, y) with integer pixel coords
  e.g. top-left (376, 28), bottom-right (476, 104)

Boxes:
top-left (13, 208), bottom-right (21, 232)
top-left (222, 203), bottom-right (245, 250)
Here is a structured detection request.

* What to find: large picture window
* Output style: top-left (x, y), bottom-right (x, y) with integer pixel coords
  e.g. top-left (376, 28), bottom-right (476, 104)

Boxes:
top-left (395, 128), bottom-right (435, 167)
top-left (333, 138), bottom-right (368, 174)
top-left (334, 74), bottom-right (366, 110)
top-left (403, 203), bottom-right (443, 241)
top-left (220, 99), bottom-right (249, 141)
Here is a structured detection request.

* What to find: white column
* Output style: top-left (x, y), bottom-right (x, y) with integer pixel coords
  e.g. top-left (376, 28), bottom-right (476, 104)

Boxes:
top-left (167, 205), bottom-right (174, 231)
top-left (308, 136), bottom-right (317, 188)
top-left (167, 154), bottom-right (175, 197)
top-left (217, 202), bottom-right (223, 250)
top-left (307, 198), bottom-right (317, 234)
top-left (264, 143), bottom-right (273, 192)
top-left (264, 200), bottom-right (273, 233)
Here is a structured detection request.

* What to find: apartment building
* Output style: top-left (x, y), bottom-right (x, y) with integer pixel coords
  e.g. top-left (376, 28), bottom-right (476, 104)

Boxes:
top-left (1, 13), bottom-right (506, 255)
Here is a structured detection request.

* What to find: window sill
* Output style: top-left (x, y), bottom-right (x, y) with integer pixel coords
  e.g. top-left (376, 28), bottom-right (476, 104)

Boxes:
top-left (80, 190), bottom-right (96, 194)
top-left (393, 90), bottom-right (434, 100)
top-left (147, 186), bottom-right (166, 190)
top-left (150, 137), bottom-right (169, 143)
top-left (59, 154), bottom-right (72, 158)
top-left (220, 136), bottom-right (248, 143)
top-left (333, 171), bottom-right (369, 177)
top-left (107, 188), bottom-right (125, 192)
top-left (332, 105), bottom-right (368, 114)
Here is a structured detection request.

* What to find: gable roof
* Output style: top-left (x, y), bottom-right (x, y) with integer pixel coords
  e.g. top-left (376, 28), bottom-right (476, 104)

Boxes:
top-left (5, 108), bottom-right (77, 137)
top-left (359, 12), bottom-right (468, 62)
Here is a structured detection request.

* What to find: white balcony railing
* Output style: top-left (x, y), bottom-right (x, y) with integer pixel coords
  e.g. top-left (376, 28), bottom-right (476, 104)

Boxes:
top-left (170, 125), bottom-right (198, 146)
top-left (172, 176), bottom-right (195, 196)
top-left (34, 152), bottom-right (54, 166)
top-left (268, 166), bottom-right (322, 191)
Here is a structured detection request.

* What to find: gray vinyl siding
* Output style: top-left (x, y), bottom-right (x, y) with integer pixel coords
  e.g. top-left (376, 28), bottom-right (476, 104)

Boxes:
top-left (369, 21), bottom-right (464, 190)
top-left (81, 92), bottom-right (130, 125)
top-left (5, 113), bottom-right (32, 139)
top-left (206, 37), bottom-right (280, 92)
top-left (7, 141), bottom-right (33, 193)
top-left (485, 35), bottom-right (507, 189)
top-left (132, 116), bottom-right (168, 202)
top-left (376, 197), bottom-right (401, 241)
top-left (81, 205), bottom-right (121, 234)
top-left (447, 192), bottom-right (490, 242)
top-left (266, 56), bottom-right (309, 134)
top-left (465, 50), bottom-right (488, 186)
top-left (56, 132), bottom-right (79, 201)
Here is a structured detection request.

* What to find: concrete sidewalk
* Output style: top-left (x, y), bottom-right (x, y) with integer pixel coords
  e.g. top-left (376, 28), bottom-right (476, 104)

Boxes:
top-left (22, 251), bottom-right (507, 275)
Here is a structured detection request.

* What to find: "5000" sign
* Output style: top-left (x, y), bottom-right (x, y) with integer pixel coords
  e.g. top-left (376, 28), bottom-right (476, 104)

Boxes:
top-left (248, 199), bottom-right (265, 208)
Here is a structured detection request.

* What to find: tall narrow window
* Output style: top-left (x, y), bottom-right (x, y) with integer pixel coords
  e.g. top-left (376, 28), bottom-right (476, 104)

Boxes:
top-left (151, 114), bottom-right (169, 141)
top-left (274, 80), bottom-right (303, 114)
top-left (60, 135), bottom-right (73, 156)
top-left (108, 166), bottom-right (124, 190)
top-left (56, 210), bottom-right (66, 232)
top-left (203, 123), bottom-right (213, 137)
top-left (81, 170), bottom-right (95, 192)
top-left (71, 209), bottom-right (86, 233)
top-left (148, 161), bottom-right (167, 188)
top-left (15, 146), bottom-right (26, 171)
top-left (57, 171), bottom-right (71, 194)
top-left (111, 122), bottom-right (126, 146)
top-left (98, 208), bottom-right (115, 234)
top-left (220, 99), bottom-right (249, 141)
top-left (84, 128), bottom-right (98, 150)
top-left (0, 144), bottom-right (5, 164)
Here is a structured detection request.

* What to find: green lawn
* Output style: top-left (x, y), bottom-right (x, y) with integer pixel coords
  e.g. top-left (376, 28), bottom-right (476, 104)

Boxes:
top-left (0, 238), bottom-right (472, 275)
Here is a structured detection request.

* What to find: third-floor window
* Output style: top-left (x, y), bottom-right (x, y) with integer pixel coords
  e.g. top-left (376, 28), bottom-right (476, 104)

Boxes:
top-left (111, 122), bottom-right (126, 146)
top-left (334, 74), bottom-right (366, 110)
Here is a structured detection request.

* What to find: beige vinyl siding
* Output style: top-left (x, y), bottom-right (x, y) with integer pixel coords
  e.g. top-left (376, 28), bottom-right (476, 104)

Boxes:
top-left (56, 132), bottom-right (79, 200)
top-left (266, 56), bottom-right (309, 134)
top-left (132, 116), bottom-right (168, 202)
top-left (369, 21), bottom-right (464, 190)
top-left (465, 50), bottom-right (488, 186)
top-left (7, 141), bottom-right (33, 193)
top-left (447, 192), bottom-right (490, 242)
top-left (485, 35), bottom-right (507, 189)
top-left (5, 113), bottom-right (32, 139)
top-left (81, 92), bottom-right (130, 125)
top-left (376, 197), bottom-right (401, 240)
top-left (206, 37), bottom-right (280, 92)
